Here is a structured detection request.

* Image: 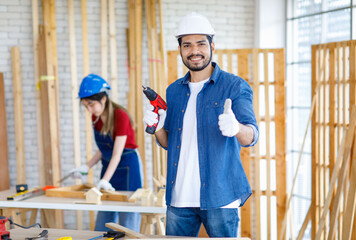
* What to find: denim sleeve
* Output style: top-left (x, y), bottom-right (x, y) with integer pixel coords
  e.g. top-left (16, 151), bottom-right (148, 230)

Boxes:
top-left (240, 124), bottom-right (259, 147)
top-left (231, 78), bottom-right (259, 147)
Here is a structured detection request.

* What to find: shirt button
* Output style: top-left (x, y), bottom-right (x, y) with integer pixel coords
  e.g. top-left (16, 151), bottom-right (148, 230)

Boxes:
top-left (174, 163), bottom-right (177, 166)
top-left (187, 93), bottom-right (190, 96)
top-left (171, 181), bottom-right (174, 184)
top-left (177, 145), bottom-right (180, 148)
top-left (182, 110), bottom-right (184, 113)
top-left (178, 128), bottom-right (181, 131)
top-left (215, 102), bottom-right (218, 106)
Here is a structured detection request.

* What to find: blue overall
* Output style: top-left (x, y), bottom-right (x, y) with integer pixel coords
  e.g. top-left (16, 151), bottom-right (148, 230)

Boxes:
top-left (93, 129), bottom-right (143, 232)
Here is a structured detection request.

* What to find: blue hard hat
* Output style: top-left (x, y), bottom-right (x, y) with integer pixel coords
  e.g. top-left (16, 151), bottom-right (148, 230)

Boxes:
top-left (78, 74), bottom-right (111, 98)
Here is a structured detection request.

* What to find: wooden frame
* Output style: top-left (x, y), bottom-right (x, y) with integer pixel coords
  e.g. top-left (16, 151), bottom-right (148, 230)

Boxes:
top-left (167, 48), bottom-right (286, 240)
top-left (45, 184), bottom-right (128, 202)
top-left (311, 40), bottom-right (356, 240)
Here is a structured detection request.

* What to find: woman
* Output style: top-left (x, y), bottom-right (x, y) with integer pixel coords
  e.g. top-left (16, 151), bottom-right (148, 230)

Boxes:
top-left (70, 74), bottom-right (143, 232)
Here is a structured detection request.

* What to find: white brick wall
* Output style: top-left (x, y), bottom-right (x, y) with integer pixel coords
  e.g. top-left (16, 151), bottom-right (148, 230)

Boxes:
top-left (0, 0), bottom-right (255, 230)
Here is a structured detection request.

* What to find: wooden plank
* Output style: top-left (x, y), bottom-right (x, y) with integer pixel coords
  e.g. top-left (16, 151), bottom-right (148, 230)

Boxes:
top-left (350, 40), bottom-right (356, 107)
top-left (134, 0), bottom-right (146, 188)
top-left (274, 49), bottom-right (286, 240)
top-left (311, 44), bottom-right (321, 239)
top-left (342, 131), bottom-right (356, 240)
top-left (80, 0), bottom-right (94, 229)
top-left (101, 0), bottom-right (108, 80)
top-left (263, 50), bottom-right (271, 240)
top-left (144, 0), bottom-right (159, 190)
top-left (127, 0), bottom-right (136, 120)
top-left (0, 73), bottom-right (9, 191)
top-left (252, 48), bottom-right (261, 239)
top-left (296, 206), bottom-right (311, 240)
top-left (106, 222), bottom-right (147, 238)
top-left (68, 0), bottom-right (83, 230)
top-left (32, 0), bottom-right (45, 187)
top-left (11, 47), bottom-right (26, 185)
top-left (167, 51), bottom-right (178, 85)
top-left (41, 0), bottom-right (61, 188)
top-left (239, 50), bottom-right (251, 238)
top-left (108, 0), bottom-right (118, 102)
top-left (38, 0), bottom-right (63, 225)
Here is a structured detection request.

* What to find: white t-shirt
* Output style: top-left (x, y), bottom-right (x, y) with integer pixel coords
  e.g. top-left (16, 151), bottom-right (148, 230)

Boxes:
top-left (171, 78), bottom-right (241, 208)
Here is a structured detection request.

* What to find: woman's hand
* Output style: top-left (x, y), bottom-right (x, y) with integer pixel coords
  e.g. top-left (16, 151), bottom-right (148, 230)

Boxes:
top-left (96, 179), bottom-right (115, 191)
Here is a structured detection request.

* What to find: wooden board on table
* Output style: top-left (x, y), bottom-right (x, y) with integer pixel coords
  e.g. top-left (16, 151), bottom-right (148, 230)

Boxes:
top-left (45, 184), bottom-right (128, 202)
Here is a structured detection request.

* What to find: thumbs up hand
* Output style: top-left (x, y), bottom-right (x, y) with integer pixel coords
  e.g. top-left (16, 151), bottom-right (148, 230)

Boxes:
top-left (218, 99), bottom-right (240, 137)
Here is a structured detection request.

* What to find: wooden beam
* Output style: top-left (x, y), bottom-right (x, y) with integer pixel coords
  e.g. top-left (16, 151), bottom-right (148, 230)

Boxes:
top-left (11, 47), bottom-right (26, 185)
top-left (274, 49), bottom-right (286, 240)
top-left (32, 0), bottom-right (45, 187)
top-left (68, 0), bottom-right (83, 230)
top-left (106, 222), bottom-right (146, 239)
top-left (39, 0), bottom-right (63, 228)
top-left (296, 206), bottom-right (311, 240)
top-left (101, 0), bottom-right (108, 80)
top-left (263, 50), bottom-right (271, 240)
top-left (0, 73), bottom-right (9, 191)
top-left (80, 0), bottom-right (95, 230)
top-left (238, 51), bottom-right (252, 238)
top-left (108, 0), bottom-right (118, 102)
top-left (133, 0), bottom-right (146, 188)
top-left (342, 132), bottom-right (356, 240)
top-left (252, 48), bottom-right (261, 239)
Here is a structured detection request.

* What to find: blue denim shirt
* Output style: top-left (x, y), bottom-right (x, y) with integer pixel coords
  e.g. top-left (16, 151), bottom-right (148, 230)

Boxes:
top-left (163, 62), bottom-right (258, 209)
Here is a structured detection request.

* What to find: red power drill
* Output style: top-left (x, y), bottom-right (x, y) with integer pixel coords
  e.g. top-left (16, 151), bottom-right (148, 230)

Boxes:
top-left (0, 216), bottom-right (10, 240)
top-left (142, 86), bottom-right (167, 134)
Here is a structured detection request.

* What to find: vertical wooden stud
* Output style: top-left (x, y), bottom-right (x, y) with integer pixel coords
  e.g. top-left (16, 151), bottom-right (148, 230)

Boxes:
top-left (0, 73), bottom-right (9, 191)
top-left (11, 47), bottom-right (26, 185)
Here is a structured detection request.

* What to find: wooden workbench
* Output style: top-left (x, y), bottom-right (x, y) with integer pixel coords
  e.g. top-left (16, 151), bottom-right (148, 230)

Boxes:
top-left (9, 228), bottom-right (106, 240)
top-left (0, 189), bottom-right (166, 213)
top-left (9, 227), bottom-right (251, 240)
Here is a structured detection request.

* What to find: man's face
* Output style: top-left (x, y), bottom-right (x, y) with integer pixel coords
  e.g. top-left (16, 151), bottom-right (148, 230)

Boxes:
top-left (179, 34), bottom-right (215, 72)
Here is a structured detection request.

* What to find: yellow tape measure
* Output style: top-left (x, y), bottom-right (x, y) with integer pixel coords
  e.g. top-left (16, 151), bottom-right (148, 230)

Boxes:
top-left (56, 237), bottom-right (72, 240)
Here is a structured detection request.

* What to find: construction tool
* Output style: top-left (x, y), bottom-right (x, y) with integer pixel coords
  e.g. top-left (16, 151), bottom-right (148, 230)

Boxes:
top-left (0, 216), bottom-right (10, 240)
top-left (16, 184), bottom-right (28, 193)
top-left (25, 230), bottom-right (48, 240)
top-left (58, 173), bottom-right (74, 183)
top-left (142, 86), bottom-right (167, 134)
top-left (6, 187), bottom-right (44, 201)
top-left (88, 230), bottom-right (125, 240)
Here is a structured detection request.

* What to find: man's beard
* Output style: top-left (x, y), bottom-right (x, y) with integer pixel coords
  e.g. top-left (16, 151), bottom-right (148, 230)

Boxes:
top-left (181, 48), bottom-right (212, 72)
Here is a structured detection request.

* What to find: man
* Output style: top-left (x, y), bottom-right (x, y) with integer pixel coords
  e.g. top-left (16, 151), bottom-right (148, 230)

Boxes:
top-left (143, 12), bottom-right (259, 237)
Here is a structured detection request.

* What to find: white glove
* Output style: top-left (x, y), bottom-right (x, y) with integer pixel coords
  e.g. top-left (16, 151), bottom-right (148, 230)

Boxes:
top-left (96, 179), bottom-right (115, 191)
top-left (70, 165), bottom-right (89, 179)
top-left (218, 99), bottom-right (240, 137)
top-left (143, 105), bottom-right (166, 132)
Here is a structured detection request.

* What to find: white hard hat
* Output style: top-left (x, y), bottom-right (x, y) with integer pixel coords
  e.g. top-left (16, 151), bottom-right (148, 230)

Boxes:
top-left (175, 12), bottom-right (215, 39)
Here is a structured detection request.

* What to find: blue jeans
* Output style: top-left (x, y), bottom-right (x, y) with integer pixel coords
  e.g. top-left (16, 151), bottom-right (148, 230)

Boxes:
top-left (166, 206), bottom-right (239, 237)
top-left (94, 211), bottom-right (141, 232)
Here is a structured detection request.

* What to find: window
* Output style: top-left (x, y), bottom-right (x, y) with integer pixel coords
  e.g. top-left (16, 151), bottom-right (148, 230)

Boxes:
top-left (286, 0), bottom-right (353, 238)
